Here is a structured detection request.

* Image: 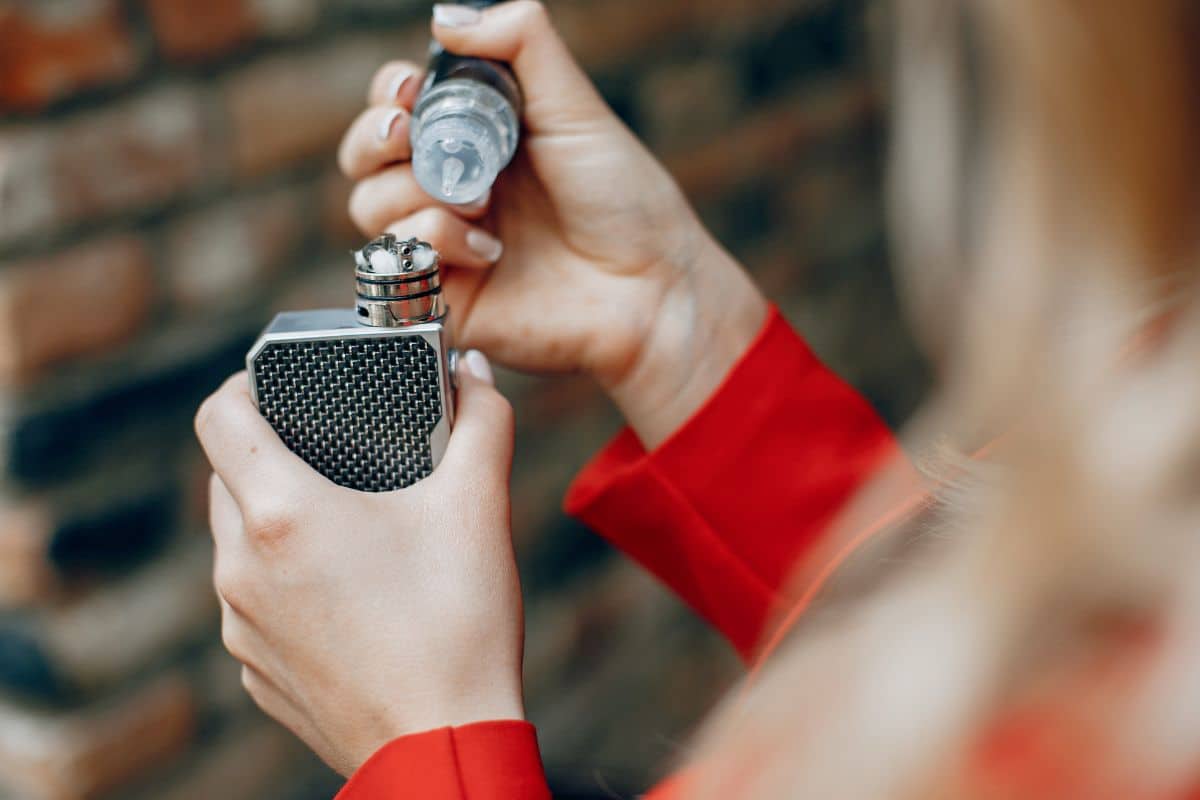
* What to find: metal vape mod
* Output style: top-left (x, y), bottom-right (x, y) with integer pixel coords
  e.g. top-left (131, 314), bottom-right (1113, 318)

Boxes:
top-left (246, 235), bottom-right (455, 492)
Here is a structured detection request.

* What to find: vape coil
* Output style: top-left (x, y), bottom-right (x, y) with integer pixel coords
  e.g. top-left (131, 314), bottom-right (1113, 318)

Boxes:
top-left (353, 234), bottom-right (444, 327)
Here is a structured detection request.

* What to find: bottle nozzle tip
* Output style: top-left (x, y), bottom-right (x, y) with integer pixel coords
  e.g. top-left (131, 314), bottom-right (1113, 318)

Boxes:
top-left (440, 156), bottom-right (466, 197)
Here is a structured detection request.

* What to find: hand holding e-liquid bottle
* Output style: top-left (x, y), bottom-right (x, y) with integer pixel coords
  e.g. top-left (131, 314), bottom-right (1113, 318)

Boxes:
top-left (340, 1), bottom-right (767, 449)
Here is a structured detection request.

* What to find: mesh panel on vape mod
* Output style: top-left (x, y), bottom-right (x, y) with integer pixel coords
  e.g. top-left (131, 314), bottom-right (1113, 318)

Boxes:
top-left (246, 236), bottom-right (455, 492)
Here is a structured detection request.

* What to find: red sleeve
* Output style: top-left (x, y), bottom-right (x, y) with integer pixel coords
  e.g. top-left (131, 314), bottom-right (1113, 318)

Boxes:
top-left (564, 305), bottom-right (899, 660)
top-left (336, 720), bottom-right (550, 800)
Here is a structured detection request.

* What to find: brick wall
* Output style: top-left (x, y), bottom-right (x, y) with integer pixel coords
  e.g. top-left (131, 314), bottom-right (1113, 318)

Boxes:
top-left (0, 0), bottom-right (924, 797)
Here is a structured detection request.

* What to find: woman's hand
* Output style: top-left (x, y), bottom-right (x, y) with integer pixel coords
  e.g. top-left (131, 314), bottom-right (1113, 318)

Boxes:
top-left (193, 353), bottom-right (524, 777)
top-left (339, 1), bottom-right (767, 447)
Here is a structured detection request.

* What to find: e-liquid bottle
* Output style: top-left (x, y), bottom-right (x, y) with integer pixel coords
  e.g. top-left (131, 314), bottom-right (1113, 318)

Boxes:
top-left (411, 0), bottom-right (522, 206)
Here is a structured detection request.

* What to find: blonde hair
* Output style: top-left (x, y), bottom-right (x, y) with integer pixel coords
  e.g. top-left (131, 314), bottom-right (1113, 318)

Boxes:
top-left (693, 1), bottom-right (1200, 797)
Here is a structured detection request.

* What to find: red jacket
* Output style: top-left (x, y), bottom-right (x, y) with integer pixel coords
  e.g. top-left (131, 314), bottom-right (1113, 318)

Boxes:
top-left (337, 306), bottom-right (899, 799)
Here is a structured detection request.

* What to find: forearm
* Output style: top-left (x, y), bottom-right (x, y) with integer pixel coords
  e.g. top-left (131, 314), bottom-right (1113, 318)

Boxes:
top-left (605, 229), bottom-right (769, 450)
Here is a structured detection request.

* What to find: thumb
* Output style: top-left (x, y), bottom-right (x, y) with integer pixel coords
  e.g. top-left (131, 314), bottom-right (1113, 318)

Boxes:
top-left (431, 1), bottom-right (615, 133)
top-left (440, 350), bottom-right (514, 481)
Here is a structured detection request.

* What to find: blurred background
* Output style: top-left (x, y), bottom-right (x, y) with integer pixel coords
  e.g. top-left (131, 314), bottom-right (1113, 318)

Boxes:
top-left (0, 0), bottom-right (924, 797)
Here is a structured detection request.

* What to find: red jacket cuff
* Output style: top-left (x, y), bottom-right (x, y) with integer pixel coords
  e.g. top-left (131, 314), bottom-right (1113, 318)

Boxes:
top-left (565, 305), bottom-right (897, 659)
top-left (337, 720), bottom-right (550, 800)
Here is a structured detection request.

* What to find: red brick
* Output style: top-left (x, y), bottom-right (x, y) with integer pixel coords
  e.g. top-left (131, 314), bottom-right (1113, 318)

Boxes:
top-left (0, 236), bottom-right (153, 384)
top-left (0, 458), bottom-right (182, 608)
top-left (145, 0), bottom-right (256, 61)
top-left (225, 32), bottom-right (421, 179)
top-left (0, 87), bottom-right (213, 247)
top-left (143, 0), bottom-right (319, 62)
top-left (164, 187), bottom-right (307, 311)
top-left (0, 1), bottom-right (140, 112)
top-left (0, 672), bottom-right (195, 800)
top-left (0, 503), bottom-right (57, 606)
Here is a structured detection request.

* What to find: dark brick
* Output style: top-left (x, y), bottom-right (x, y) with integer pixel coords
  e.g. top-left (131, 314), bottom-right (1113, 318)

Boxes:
top-left (0, 473), bottom-right (178, 607)
top-left (5, 322), bottom-right (255, 486)
top-left (744, 1), bottom-right (860, 101)
top-left (143, 0), bottom-right (320, 62)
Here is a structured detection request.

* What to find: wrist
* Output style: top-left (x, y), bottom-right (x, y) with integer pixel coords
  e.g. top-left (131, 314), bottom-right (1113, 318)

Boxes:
top-left (604, 233), bottom-right (768, 449)
top-left (401, 680), bottom-right (526, 736)
top-left (348, 680), bottom-right (525, 775)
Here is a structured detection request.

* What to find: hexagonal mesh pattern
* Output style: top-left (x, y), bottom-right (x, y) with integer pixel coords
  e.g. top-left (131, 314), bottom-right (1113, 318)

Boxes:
top-left (251, 335), bottom-right (443, 492)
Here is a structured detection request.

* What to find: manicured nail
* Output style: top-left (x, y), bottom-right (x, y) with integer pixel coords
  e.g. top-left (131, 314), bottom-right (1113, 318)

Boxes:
top-left (377, 108), bottom-right (406, 142)
top-left (466, 228), bottom-right (503, 263)
top-left (464, 349), bottom-right (494, 384)
top-left (433, 4), bottom-right (482, 27)
top-left (386, 69), bottom-right (415, 103)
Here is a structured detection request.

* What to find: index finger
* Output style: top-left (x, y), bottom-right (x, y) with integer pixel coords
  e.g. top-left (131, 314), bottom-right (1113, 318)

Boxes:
top-left (194, 373), bottom-right (317, 506)
top-left (368, 60), bottom-right (424, 108)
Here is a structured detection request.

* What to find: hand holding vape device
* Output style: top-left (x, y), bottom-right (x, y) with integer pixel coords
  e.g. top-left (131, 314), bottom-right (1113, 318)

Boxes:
top-left (411, 0), bottom-right (522, 205)
top-left (246, 235), bottom-right (455, 493)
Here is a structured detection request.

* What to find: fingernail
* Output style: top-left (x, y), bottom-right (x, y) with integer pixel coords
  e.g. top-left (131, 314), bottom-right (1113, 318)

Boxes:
top-left (464, 349), bottom-right (494, 384)
top-left (466, 228), bottom-right (503, 263)
top-left (377, 108), bottom-right (406, 142)
top-left (386, 69), bottom-right (415, 103)
top-left (433, 4), bottom-right (482, 27)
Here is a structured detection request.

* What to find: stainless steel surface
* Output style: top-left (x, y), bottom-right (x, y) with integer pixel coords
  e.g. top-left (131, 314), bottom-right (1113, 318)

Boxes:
top-left (353, 234), bottom-right (445, 327)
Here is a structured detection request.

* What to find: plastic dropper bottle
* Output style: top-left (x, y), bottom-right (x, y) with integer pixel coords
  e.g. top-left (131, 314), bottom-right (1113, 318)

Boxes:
top-left (411, 0), bottom-right (522, 206)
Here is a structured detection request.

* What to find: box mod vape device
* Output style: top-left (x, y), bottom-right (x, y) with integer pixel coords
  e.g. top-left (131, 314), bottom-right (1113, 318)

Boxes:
top-left (246, 235), bottom-right (455, 492)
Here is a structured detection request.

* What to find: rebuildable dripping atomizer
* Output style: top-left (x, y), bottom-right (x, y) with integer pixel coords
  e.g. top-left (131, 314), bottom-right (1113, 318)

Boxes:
top-left (411, 0), bottom-right (522, 205)
top-left (246, 235), bottom-right (455, 492)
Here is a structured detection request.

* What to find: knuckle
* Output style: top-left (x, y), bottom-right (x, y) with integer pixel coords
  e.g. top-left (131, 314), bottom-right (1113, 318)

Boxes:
top-left (220, 617), bottom-right (249, 662)
top-left (207, 471), bottom-right (221, 499)
top-left (513, 0), bottom-right (549, 28)
top-left (370, 60), bottom-right (395, 91)
top-left (480, 389), bottom-right (514, 427)
top-left (417, 206), bottom-right (452, 239)
top-left (336, 133), bottom-right (355, 176)
top-left (213, 560), bottom-right (251, 611)
top-left (390, 207), bottom-right (444, 242)
top-left (372, 60), bottom-right (413, 93)
top-left (219, 371), bottom-right (248, 394)
top-left (242, 502), bottom-right (298, 549)
top-left (240, 667), bottom-right (265, 705)
top-left (338, 109), bottom-right (378, 176)
top-left (193, 393), bottom-right (223, 441)
top-left (193, 398), bottom-right (213, 440)
top-left (194, 375), bottom-right (249, 441)
top-left (347, 181), bottom-right (374, 233)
